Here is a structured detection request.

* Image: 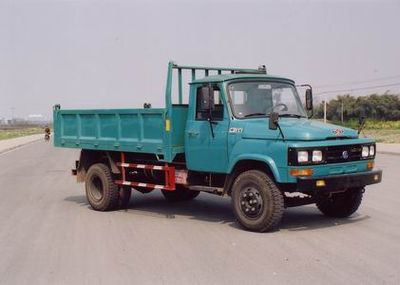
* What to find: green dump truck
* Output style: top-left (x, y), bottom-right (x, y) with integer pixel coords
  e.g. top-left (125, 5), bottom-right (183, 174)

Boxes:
top-left (53, 61), bottom-right (382, 232)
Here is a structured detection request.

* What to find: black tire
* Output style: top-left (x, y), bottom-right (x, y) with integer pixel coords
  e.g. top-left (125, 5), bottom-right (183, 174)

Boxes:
top-left (231, 170), bottom-right (284, 232)
top-left (85, 163), bottom-right (120, 211)
top-left (316, 187), bottom-right (363, 218)
top-left (161, 185), bottom-right (200, 202)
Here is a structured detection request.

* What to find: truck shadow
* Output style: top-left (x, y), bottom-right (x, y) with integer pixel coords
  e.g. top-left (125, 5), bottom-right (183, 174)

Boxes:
top-left (64, 192), bottom-right (370, 232)
top-left (280, 206), bottom-right (370, 232)
top-left (129, 192), bottom-right (234, 224)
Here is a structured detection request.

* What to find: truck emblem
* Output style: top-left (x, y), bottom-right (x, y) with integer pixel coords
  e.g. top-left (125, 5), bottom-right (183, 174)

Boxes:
top-left (229, 127), bottom-right (243, 133)
top-left (332, 128), bottom-right (344, 136)
top-left (342, 151), bottom-right (349, 159)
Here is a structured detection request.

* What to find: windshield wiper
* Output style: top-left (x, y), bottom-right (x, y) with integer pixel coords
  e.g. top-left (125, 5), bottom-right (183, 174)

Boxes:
top-left (244, 113), bottom-right (266, 118)
top-left (278, 114), bottom-right (305, 118)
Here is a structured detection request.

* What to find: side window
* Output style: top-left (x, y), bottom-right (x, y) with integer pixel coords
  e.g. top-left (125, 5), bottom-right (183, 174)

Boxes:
top-left (196, 86), bottom-right (224, 121)
top-left (212, 88), bottom-right (224, 120)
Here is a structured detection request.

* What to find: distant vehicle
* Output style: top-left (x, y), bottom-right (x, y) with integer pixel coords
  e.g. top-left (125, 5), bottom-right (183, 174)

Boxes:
top-left (53, 62), bottom-right (382, 232)
top-left (44, 127), bottom-right (51, 142)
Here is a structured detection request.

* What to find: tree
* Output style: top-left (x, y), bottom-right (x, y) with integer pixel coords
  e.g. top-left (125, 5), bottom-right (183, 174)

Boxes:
top-left (313, 94), bottom-right (400, 121)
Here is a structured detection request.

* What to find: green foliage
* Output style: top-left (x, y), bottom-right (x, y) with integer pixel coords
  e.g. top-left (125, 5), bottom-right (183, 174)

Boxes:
top-left (314, 94), bottom-right (400, 122)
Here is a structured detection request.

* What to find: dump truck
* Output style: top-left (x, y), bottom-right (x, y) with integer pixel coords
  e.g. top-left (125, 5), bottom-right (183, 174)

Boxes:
top-left (53, 61), bottom-right (382, 232)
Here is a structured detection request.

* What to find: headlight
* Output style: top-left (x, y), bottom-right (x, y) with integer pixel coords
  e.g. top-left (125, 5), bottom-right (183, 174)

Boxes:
top-left (362, 146), bottom-right (369, 158)
top-left (369, 145), bottom-right (375, 156)
top-left (298, 151), bottom-right (309, 163)
top-left (312, 150), bottom-right (323, 162)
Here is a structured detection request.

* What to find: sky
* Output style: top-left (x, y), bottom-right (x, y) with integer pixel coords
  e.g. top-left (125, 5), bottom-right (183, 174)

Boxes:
top-left (0, 0), bottom-right (399, 120)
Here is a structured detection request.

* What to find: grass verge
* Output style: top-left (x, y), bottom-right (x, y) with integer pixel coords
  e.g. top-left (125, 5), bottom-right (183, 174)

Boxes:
top-left (0, 128), bottom-right (44, 141)
top-left (319, 119), bottom-right (400, 143)
top-left (330, 119), bottom-right (400, 130)
top-left (360, 129), bottom-right (400, 143)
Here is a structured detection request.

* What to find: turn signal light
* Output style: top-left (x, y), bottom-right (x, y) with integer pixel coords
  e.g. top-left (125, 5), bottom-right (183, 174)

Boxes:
top-left (290, 168), bottom-right (314, 177)
top-left (165, 119), bottom-right (171, 131)
top-left (367, 161), bottom-right (374, 170)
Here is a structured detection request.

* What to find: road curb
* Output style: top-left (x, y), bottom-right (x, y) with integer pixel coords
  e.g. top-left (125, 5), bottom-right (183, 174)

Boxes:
top-left (0, 136), bottom-right (43, 155)
top-left (377, 151), bottom-right (400, 156)
top-left (376, 143), bottom-right (400, 156)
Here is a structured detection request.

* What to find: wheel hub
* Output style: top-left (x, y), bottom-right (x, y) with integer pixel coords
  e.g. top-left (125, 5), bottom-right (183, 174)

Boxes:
top-left (240, 187), bottom-right (263, 218)
top-left (90, 176), bottom-right (104, 201)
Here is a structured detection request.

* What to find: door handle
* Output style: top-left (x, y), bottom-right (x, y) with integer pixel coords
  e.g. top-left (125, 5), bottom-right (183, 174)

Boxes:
top-left (188, 131), bottom-right (199, 137)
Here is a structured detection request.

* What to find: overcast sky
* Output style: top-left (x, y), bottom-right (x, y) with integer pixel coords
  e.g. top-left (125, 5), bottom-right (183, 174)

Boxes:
top-left (1, 0), bottom-right (399, 120)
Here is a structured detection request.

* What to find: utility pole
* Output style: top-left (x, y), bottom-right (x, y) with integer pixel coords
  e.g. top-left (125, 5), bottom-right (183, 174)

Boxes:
top-left (341, 100), bottom-right (344, 124)
top-left (323, 100), bottom-right (327, 124)
top-left (10, 107), bottom-right (15, 124)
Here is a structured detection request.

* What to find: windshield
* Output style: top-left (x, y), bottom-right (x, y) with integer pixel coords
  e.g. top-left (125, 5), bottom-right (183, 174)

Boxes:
top-left (227, 81), bottom-right (307, 118)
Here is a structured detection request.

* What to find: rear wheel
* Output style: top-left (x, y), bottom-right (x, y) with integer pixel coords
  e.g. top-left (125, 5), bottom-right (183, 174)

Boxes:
top-left (316, 187), bottom-right (363, 218)
top-left (161, 185), bottom-right (200, 202)
top-left (85, 163), bottom-right (120, 211)
top-left (231, 170), bottom-right (284, 232)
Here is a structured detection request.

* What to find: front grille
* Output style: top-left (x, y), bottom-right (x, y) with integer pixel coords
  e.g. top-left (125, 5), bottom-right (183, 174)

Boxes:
top-left (288, 143), bottom-right (374, 166)
top-left (325, 144), bottom-right (362, 163)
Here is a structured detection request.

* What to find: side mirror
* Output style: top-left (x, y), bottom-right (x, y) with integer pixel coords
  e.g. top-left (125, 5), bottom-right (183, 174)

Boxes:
top-left (305, 88), bottom-right (313, 111)
top-left (198, 86), bottom-right (215, 112)
top-left (269, 112), bottom-right (279, 130)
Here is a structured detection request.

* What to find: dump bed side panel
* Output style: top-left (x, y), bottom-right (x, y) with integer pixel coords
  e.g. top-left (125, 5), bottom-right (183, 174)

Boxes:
top-left (54, 108), bottom-right (167, 156)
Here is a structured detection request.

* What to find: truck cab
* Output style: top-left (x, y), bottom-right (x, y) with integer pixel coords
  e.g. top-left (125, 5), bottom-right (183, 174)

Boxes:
top-left (181, 71), bottom-right (381, 231)
top-left (186, 74), bottom-right (308, 173)
top-left (185, 73), bottom-right (378, 184)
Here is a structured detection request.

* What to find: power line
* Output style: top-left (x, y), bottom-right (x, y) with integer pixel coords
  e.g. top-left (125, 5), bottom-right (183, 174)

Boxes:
top-left (314, 82), bottom-right (400, 96)
top-left (315, 75), bottom-right (400, 88)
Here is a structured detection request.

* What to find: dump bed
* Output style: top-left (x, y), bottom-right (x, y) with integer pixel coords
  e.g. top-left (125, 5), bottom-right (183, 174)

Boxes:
top-left (53, 105), bottom-right (188, 162)
top-left (53, 62), bottom-right (267, 162)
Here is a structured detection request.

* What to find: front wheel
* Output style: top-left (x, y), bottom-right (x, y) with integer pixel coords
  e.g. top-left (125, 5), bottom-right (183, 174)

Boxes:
top-left (316, 187), bottom-right (364, 218)
top-left (231, 170), bottom-right (284, 232)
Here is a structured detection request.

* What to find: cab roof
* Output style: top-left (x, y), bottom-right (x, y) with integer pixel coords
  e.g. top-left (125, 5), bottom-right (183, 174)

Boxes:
top-left (190, 73), bottom-right (295, 84)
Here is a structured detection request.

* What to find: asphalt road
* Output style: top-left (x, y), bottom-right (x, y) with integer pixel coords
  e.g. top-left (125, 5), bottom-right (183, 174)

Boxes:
top-left (0, 141), bottom-right (399, 285)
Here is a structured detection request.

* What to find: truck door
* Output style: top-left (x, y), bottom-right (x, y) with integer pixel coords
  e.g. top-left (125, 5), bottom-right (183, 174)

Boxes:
top-left (185, 84), bottom-right (229, 173)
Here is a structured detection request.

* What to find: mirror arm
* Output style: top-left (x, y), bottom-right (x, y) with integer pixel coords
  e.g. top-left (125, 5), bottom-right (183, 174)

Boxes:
top-left (358, 116), bottom-right (366, 135)
top-left (299, 84), bottom-right (312, 89)
top-left (276, 122), bottom-right (285, 142)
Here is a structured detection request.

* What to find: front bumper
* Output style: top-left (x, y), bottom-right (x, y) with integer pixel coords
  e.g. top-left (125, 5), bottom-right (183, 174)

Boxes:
top-left (297, 170), bottom-right (382, 193)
